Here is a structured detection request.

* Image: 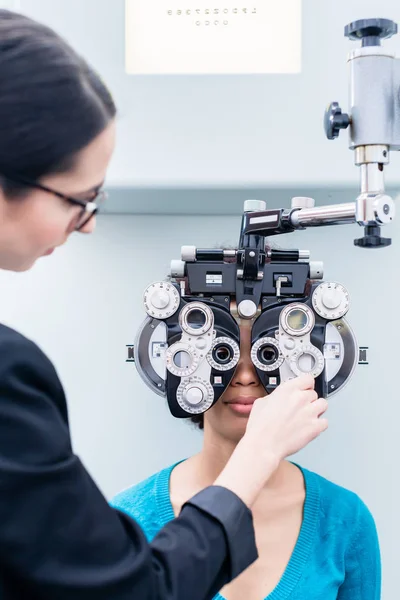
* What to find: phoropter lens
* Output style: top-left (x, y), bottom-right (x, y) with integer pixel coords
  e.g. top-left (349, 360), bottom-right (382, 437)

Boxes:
top-left (286, 308), bottom-right (309, 331)
top-left (186, 309), bottom-right (206, 330)
top-left (213, 344), bottom-right (233, 365)
top-left (258, 344), bottom-right (279, 366)
top-left (173, 351), bottom-right (191, 368)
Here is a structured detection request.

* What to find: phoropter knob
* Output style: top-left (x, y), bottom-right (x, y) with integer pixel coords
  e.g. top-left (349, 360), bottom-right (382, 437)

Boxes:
top-left (324, 102), bottom-right (350, 140)
top-left (344, 18), bottom-right (397, 47)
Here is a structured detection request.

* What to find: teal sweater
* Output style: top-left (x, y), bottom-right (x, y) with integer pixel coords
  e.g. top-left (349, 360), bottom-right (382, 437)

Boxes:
top-left (111, 462), bottom-right (381, 600)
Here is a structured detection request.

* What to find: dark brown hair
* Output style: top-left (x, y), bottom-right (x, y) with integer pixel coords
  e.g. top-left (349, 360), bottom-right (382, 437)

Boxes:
top-left (0, 10), bottom-right (116, 196)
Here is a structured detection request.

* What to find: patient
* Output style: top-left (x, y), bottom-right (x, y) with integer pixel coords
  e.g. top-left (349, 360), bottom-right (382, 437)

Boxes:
top-left (112, 319), bottom-right (381, 599)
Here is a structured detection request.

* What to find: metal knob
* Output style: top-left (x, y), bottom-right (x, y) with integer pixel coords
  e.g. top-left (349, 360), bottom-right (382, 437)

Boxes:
top-left (237, 299), bottom-right (257, 319)
top-left (324, 102), bottom-right (350, 140)
top-left (354, 225), bottom-right (392, 248)
top-left (150, 290), bottom-right (170, 310)
top-left (321, 288), bottom-right (342, 310)
top-left (184, 386), bottom-right (204, 405)
top-left (181, 246), bottom-right (197, 262)
top-left (243, 199), bottom-right (267, 213)
top-left (309, 261), bottom-right (324, 280)
top-left (291, 197), bottom-right (315, 210)
top-left (170, 260), bottom-right (185, 278)
top-left (344, 18), bottom-right (398, 46)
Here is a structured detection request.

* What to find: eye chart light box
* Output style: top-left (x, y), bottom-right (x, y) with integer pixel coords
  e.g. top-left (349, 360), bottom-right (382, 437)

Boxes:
top-left (125, 0), bottom-right (302, 75)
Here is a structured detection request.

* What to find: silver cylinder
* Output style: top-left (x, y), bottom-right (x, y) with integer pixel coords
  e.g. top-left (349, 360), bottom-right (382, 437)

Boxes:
top-left (360, 163), bottom-right (385, 194)
top-left (298, 250), bottom-right (310, 261)
top-left (244, 199), bottom-right (267, 212)
top-left (171, 259), bottom-right (186, 278)
top-left (181, 245), bottom-right (196, 262)
top-left (223, 249), bottom-right (237, 258)
top-left (309, 261), bottom-right (324, 280)
top-left (355, 145), bottom-right (389, 166)
top-left (290, 203), bottom-right (356, 227)
top-left (238, 299), bottom-right (257, 319)
top-left (291, 197), bottom-right (315, 210)
top-left (348, 47), bottom-right (395, 149)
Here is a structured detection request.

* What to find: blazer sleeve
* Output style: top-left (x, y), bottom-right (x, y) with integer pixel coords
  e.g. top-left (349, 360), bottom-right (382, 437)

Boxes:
top-left (0, 327), bottom-right (257, 599)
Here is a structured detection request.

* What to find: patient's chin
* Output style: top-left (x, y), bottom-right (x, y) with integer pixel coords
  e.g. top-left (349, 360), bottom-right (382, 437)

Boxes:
top-left (222, 419), bottom-right (248, 445)
top-left (204, 403), bottom-right (250, 444)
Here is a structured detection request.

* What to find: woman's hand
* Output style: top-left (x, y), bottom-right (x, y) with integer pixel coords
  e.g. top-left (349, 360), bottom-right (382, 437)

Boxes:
top-left (214, 375), bottom-right (328, 507)
top-left (245, 374), bottom-right (328, 461)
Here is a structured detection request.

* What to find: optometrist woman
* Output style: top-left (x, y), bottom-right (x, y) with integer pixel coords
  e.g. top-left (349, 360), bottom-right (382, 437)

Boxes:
top-left (0, 9), bottom-right (328, 600)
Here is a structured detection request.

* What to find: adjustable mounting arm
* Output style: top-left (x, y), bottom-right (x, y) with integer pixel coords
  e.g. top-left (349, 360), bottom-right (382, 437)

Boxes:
top-left (324, 18), bottom-right (400, 248)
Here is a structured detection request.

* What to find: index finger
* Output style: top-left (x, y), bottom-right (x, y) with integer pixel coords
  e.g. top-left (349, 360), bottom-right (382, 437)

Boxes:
top-left (288, 374), bottom-right (315, 391)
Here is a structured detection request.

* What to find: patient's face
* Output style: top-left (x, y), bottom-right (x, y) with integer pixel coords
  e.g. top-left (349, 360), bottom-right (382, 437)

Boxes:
top-left (204, 322), bottom-right (266, 444)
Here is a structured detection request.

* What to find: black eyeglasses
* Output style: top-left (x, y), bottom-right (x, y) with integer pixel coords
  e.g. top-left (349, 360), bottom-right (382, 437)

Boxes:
top-left (2, 173), bottom-right (108, 231)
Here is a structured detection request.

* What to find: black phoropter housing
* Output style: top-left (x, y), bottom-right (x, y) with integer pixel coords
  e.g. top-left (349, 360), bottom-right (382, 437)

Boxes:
top-left (171, 201), bottom-right (341, 404)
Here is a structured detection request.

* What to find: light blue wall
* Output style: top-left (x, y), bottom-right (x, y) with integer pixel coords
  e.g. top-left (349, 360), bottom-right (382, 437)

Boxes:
top-left (0, 209), bottom-right (397, 598)
top-left (16, 0), bottom-right (400, 188)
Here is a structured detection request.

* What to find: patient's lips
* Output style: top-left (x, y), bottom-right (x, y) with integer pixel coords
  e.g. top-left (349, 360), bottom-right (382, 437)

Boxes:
top-left (224, 395), bottom-right (258, 416)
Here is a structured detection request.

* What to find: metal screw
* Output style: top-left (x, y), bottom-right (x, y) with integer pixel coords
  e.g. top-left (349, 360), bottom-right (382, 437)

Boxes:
top-left (249, 251), bottom-right (255, 257)
top-left (330, 384), bottom-right (335, 389)
top-left (225, 297), bottom-right (229, 302)
top-left (210, 298), bottom-right (214, 302)
top-left (337, 325), bottom-right (342, 330)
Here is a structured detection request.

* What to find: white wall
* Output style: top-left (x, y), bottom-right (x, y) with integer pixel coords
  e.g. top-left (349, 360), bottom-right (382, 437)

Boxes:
top-left (0, 212), bottom-right (398, 597)
top-left (12, 0), bottom-right (400, 187)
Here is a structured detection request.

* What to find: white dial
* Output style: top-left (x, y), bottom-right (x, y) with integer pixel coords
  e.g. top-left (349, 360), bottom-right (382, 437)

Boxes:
top-left (289, 345), bottom-right (324, 378)
top-left (312, 282), bottom-right (350, 320)
top-left (144, 282), bottom-right (180, 319)
top-left (177, 377), bottom-right (214, 414)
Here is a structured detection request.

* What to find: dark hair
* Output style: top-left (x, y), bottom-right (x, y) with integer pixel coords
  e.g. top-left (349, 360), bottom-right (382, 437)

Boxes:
top-left (190, 413), bottom-right (205, 430)
top-left (0, 10), bottom-right (116, 196)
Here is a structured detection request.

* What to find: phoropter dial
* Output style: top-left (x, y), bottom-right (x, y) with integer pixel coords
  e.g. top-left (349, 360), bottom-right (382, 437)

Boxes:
top-left (289, 344), bottom-right (324, 378)
top-left (144, 282), bottom-right (180, 319)
top-left (312, 282), bottom-right (350, 320)
top-left (177, 377), bottom-right (214, 414)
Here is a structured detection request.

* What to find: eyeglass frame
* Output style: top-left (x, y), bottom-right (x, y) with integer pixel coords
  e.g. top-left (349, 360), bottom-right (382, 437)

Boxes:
top-left (0, 172), bottom-right (107, 231)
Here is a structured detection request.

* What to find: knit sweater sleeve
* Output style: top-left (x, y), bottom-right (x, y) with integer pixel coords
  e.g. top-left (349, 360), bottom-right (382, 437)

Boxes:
top-left (337, 498), bottom-right (381, 600)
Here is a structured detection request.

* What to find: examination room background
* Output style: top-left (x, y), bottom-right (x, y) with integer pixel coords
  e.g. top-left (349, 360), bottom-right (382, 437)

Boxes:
top-left (0, 1), bottom-right (398, 598)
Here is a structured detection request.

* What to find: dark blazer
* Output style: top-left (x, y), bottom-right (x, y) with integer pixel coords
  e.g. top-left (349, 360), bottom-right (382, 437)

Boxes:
top-left (0, 324), bottom-right (257, 599)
